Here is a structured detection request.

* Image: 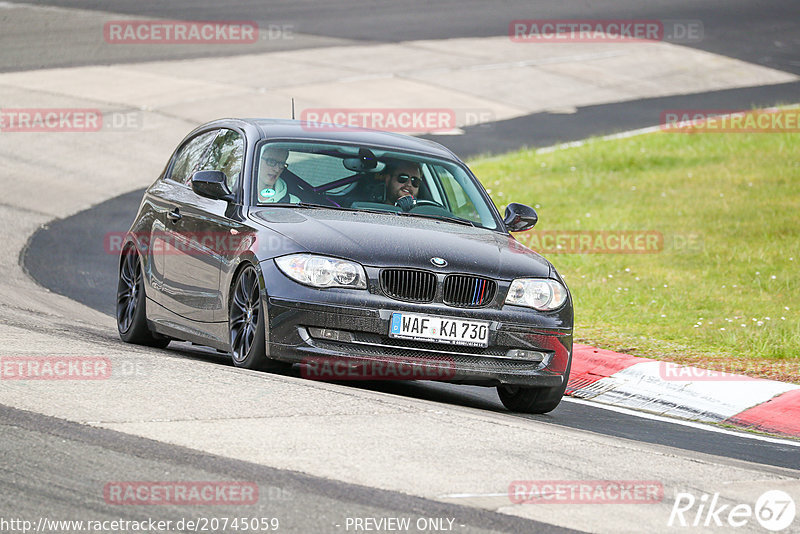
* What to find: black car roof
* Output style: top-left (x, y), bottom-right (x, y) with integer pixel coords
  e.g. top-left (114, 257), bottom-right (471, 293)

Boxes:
top-left (200, 118), bottom-right (461, 161)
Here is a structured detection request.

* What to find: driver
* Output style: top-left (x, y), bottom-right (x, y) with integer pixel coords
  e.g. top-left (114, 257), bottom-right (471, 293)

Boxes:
top-left (379, 160), bottom-right (422, 210)
top-left (257, 147), bottom-right (300, 204)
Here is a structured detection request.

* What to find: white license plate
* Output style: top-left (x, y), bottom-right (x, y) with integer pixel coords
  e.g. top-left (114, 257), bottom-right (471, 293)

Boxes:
top-left (389, 312), bottom-right (489, 348)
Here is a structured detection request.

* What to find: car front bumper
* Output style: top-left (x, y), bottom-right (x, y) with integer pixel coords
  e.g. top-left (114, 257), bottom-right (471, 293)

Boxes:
top-left (261, 262), bottom-right (572, 388)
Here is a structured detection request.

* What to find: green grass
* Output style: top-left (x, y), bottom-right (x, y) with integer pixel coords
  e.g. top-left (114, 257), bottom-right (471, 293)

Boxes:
top-left (468, 110), bottom-right (800, 381)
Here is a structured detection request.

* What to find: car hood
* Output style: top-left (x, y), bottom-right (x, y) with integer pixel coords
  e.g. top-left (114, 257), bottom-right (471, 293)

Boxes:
top-left (249, 207), bottom-right (551, 280)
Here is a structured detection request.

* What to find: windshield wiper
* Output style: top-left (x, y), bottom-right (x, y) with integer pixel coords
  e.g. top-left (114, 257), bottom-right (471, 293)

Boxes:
top-left (262, 202), bottom-right (478, 227)
top-left (264, 202), bottom-right (344, 209)
top-left (264, 202), bottom-right (393, 216)
top-left (396, 211), bottom-right (476, 227)
top-left (264, 202), bottom-right (321, 208)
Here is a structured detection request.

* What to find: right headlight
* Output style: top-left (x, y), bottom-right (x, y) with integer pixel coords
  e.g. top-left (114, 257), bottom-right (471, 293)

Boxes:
top-left (505, 278), bottom-right (568, 311)
top-left (274, 253), bottom-right (367, 289)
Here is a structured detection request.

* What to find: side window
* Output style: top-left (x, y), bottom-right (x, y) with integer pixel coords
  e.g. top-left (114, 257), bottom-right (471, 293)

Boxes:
top-left (285, 152), bottom-right (352, 187)
top-left (198, 129), bottom-right (244, 191)
top-left (168, 130), bottom-right (218, 185)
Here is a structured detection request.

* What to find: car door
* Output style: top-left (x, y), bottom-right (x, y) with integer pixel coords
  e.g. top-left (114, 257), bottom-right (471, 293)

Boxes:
top-left (145, 129), bottom-right (218, 310)
top-left (161, 128), bottom-right (245, 324)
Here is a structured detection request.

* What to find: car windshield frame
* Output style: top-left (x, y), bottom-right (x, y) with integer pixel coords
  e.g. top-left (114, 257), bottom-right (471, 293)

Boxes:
top-left (250, 139), bottom-right (504, 231)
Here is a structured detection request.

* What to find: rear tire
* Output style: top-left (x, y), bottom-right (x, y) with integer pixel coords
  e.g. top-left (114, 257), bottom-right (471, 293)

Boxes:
top-left (497, 359), bottom-right (571, 414)
top-left (228, 265), bottom-right (289, 371)
top-left (116, 246), bottom-right (171, 348)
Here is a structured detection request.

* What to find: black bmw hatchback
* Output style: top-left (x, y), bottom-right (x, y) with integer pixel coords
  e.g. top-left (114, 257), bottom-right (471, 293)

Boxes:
top-left (116, 118), bottom-right (573, 413)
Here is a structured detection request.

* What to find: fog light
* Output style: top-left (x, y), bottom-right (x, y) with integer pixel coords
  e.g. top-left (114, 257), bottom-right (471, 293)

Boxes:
top-left (307, 327), bottom-right (354, 343)
top-left (505, 349), bottom-right (545, 362)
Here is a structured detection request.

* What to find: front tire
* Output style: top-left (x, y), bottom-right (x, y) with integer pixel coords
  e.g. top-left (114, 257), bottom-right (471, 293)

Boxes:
top-left (497, 360), bottom-right (571, 414)
top-left (116, 246), bottom-right (170, 348)
top-left (228, 265), bottom-right (289, 371)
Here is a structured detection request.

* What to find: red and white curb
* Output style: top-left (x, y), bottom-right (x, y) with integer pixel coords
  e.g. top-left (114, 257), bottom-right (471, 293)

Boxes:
top-left (567, 344), bottom-right (800, 438)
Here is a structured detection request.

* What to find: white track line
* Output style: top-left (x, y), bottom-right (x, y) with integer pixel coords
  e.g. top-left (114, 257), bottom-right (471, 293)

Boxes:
top-left (562, 397), bottom-right (800, 447)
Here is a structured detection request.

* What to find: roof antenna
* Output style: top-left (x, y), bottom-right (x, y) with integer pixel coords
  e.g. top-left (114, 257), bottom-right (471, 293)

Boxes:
top-left (291, 98), bottom-right (295, 120)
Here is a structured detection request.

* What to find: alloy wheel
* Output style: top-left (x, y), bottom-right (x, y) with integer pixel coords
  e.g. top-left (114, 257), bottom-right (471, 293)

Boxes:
top-left (116, 250), bottom-right (141, 333)
top-left (230, 267), bottom-right (261, 363)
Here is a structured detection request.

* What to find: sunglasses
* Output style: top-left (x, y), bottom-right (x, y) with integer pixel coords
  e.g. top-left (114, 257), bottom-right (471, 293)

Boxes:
top-left (395, 174), bottom-right (421, 187)
top-left (261, 157), bottom-right (287, 167)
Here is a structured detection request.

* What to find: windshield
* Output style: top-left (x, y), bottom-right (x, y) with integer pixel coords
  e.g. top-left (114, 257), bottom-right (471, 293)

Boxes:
top-left (252, 141), bottom-right (500, 230)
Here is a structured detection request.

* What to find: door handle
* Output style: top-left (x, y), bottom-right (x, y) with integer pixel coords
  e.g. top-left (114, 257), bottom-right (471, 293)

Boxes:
top-left (167, 208), bottom-right (182, 222)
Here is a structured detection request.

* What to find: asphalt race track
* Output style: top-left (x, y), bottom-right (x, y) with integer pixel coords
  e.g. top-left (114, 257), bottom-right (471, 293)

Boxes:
top-left (3, 1), bottom-right (800, 533)
top-left (5, 0), bottom-right (800, 156)
top-left (8, 0), bottom-right (800, 74)
top-left (22, 188), bottom-right (800, 471)
top-left (2, 404), bottom-right (570, 534)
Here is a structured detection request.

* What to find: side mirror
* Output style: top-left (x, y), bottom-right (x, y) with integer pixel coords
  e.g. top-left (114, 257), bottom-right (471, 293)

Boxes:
top-left (503, 202), bottom-right (538, 232)
top-left (191, 170), bottom-right (234, 201)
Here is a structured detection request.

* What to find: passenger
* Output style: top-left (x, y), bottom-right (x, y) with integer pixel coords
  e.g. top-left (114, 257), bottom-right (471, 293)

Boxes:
top-left (378, 160), bottom-right (422, 210)
top-left (257, 147), bottom-right (300, 203)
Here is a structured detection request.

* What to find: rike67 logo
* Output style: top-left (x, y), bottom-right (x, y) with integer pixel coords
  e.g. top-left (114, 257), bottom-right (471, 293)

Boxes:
top-left (669, 490), bottom-right (796, 531)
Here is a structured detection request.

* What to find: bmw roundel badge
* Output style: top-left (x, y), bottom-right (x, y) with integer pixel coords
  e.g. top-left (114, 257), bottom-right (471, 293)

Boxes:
top-left (430, 257), bottom-right (447, 267)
